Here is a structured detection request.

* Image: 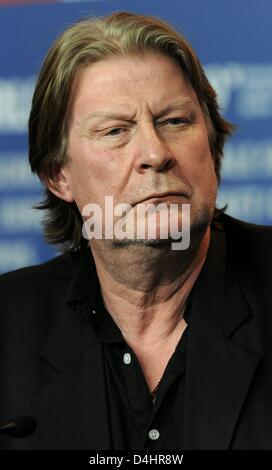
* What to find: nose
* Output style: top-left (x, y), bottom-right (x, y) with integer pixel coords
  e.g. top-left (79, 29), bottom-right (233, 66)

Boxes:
top-left (134, 123), bottom-right (175, 173)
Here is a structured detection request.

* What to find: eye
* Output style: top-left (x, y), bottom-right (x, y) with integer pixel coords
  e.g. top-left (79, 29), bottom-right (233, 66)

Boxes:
top-left (105, 127), bottom-right (124, 136)
top-left (163, 117), bottom-right (189, 126)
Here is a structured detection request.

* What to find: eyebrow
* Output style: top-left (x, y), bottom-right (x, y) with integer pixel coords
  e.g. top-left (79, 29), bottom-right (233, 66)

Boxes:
top-left (83, 99), bottom-right (197, 124)
top-left (155, 100), bottom-right (197, 118)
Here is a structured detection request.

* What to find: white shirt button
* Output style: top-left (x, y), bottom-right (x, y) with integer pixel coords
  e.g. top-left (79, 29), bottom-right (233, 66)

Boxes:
top-left (123, 352), bottom-right (131, 365)
top-left (148, 429), bottom-right (160, 440)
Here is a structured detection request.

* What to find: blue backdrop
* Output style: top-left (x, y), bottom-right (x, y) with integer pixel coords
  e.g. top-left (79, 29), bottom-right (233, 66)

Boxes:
top-left (0, 0), bottom-right (271, 272)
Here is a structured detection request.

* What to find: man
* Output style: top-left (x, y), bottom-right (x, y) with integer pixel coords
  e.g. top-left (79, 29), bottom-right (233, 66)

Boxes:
top-left (0, 11), bottom-right (272, 450)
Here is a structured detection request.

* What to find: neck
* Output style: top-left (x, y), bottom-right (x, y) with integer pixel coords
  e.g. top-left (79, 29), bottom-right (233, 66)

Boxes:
top-left (90, 226), bottom-right (210, 348)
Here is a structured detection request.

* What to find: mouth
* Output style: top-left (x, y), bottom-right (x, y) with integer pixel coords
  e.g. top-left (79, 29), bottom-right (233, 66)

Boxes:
top-left (135, 192), bottom-right (187, 205)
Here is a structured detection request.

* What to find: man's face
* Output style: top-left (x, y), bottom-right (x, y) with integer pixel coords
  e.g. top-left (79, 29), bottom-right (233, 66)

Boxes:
top-left (59, 52), bottom-right (217, 245)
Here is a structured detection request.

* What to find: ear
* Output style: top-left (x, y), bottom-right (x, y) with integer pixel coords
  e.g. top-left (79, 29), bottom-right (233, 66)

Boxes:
top-left (46, 167), bottom-right (74, 203)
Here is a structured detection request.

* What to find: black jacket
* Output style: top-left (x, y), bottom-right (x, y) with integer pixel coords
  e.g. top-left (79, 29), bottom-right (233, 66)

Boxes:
top-left (0, 214), bottom-right (272, 450)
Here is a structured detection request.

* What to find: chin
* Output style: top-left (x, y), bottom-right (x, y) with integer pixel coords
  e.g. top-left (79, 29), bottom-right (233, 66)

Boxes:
top-left (110, 237), bottom-right (173, 249)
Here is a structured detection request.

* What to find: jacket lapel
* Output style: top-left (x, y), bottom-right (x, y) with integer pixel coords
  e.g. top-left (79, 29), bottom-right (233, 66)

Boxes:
top-left (184, 313), bottom-right (261, 449)
top-left (183, 229), bottom-right (262, 450)
top-left (30, 297), bottom-right (112, 450)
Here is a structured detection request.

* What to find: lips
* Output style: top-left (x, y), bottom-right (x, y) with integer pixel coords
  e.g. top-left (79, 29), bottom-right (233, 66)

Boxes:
top-left (136, 192), bottom-right (186, 205)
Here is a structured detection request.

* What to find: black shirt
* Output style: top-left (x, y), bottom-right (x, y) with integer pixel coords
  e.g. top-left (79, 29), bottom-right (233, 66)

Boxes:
top-left (78, 258), bottom-right (193, 450)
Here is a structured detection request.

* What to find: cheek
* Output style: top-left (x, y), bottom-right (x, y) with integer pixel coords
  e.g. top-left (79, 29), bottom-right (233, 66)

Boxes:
top-left (67, 148), bottom-right (120, 210)
top-left (181, 135), bottom-right (216, 186)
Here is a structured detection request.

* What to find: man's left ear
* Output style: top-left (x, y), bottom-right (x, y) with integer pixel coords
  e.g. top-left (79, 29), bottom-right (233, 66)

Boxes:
top-left (45, 167), bottom-right (74, 203)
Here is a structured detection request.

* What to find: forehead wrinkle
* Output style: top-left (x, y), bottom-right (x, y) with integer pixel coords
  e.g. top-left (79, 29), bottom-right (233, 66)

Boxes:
top-left (78, 109), bottom-right (136, 129)
top-left (81, 98), bottom-right (198, 126)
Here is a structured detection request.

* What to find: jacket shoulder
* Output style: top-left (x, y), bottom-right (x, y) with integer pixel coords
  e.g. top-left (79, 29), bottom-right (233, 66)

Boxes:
top-left (221, 214), bottom-right (272, 282)
top-left (0, 251), bottom-right (78, 290)
top-left (0, 250), bottom-right (84, 326)
top-left (222, 213), bottom-right (272, 245)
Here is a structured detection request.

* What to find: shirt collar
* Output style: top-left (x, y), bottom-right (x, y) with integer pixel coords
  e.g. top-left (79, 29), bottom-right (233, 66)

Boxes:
top-left (66, 225), bottom-right (224, 344)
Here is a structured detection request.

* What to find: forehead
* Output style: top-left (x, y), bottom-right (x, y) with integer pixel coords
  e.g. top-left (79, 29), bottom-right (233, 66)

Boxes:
top-left (69, 52), bottom-right (199, 121)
